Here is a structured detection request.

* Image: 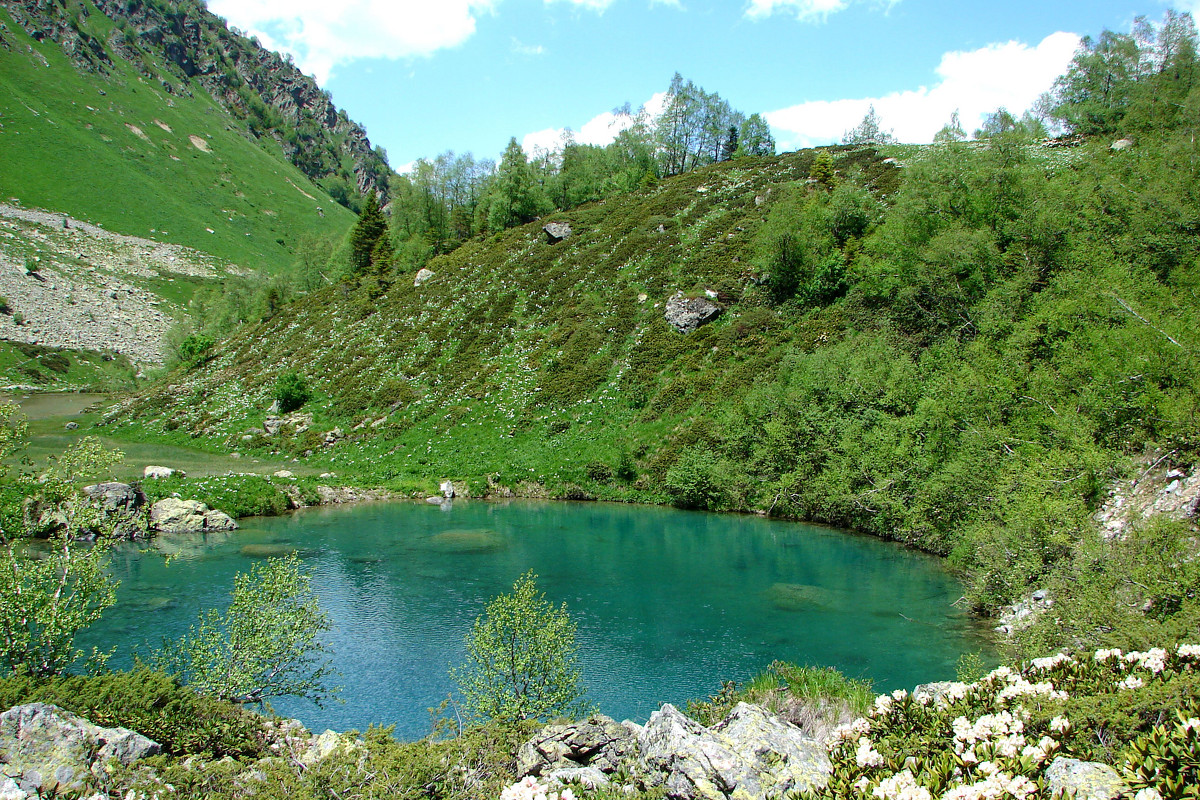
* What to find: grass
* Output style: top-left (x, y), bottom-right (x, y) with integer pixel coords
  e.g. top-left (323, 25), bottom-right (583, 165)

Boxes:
top-left (0, 2), bottom-right (355, 274)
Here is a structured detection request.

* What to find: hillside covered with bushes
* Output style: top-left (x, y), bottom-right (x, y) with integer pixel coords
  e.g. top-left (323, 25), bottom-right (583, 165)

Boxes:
top-left (101, 9), bottom-right (1200, 662)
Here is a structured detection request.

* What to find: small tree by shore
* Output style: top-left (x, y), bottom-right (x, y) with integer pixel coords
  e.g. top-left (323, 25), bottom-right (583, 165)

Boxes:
top-left (451, 571), bottom-right (590, 723)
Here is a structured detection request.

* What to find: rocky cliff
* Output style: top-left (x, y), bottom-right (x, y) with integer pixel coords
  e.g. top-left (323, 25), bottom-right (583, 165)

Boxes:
top-left (0, 0), bottom-right (389, 202)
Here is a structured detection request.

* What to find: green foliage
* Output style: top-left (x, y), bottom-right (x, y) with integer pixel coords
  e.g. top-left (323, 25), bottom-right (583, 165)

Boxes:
top-left (686, 661), bottom-right (873, 727)
top-left (273, 371), bottom-right (311, 414)
top-left (153, 554), bottom-right (338, 707)
top-left (451, 571), bottom-right (590, 723)
top-left (178, 333), bottom-right (215, 367)
top-left (1124, 708), bottom-right (1200, 799)
top-left (0, 667), bottom-right (268, 758)
top-left (0, 406), bottom-right (123, 677)
top-left (842, 104), bottom-right (896, 145)
top-left (350, 192), bottom-right (388, 275)
top-left (799, 645), bottom-right (1200, 799)
top-left (663, 448), bottom-right (728, 510)
top-left (138, 473), bottom-right (303, 518)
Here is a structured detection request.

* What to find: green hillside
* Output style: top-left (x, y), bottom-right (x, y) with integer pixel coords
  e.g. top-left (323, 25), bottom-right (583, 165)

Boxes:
top-left (106, 122), bottom-right (1200, 651)
top-left (0, 1), bottom-right (355, 273)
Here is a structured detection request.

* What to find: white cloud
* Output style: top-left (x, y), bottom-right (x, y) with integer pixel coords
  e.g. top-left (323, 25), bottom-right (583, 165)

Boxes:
top-left (521, 92), bottom-right (668, 155)
top-left (206, 0), bottom-right (496, 83)
top-left (765, 31), bottom-right (1080, 148)
top-left (544, 0), bottom-right (618, 10)
top-left (511, 38), bottom-right (546, 56)
top-left (745, 0), bottom-right (896, 22)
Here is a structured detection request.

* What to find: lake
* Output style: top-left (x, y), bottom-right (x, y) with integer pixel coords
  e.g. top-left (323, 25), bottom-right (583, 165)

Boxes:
top-left (81, 499), bottom-right (993, 738)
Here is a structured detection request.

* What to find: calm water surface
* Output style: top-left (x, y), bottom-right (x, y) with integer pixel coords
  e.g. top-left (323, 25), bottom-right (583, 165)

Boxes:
top-left (81, 500), bottom-right (993, 738)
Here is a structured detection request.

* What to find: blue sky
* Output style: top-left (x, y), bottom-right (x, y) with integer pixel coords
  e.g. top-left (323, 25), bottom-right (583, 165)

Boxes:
top-left (206, 0), bottom-right (1197, 171)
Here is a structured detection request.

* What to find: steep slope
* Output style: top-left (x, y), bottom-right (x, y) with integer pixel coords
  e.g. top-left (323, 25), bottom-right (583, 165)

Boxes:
top-left (0, 0), bottom-right (363, 273)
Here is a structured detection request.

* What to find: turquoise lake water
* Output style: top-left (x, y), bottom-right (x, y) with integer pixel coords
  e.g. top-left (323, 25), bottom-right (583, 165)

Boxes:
top-left (80, 499), bottom-right (993, 738)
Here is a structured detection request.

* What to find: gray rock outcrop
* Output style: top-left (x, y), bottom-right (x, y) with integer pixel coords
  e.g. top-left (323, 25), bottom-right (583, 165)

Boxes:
top-left (543, 222), bottom-right (573, 244)
top-left (665, 292), bottom-right (722, 334)
top-left (1094, 454), bottom-right (1199, 539)
top-left (517, 714), bottom-right (639, 779)
top-left (82, 482), bottom-right (141, 514)
top-left (414, 268), bottom-right (435, 287)
top-left (1045, 757), bottom-right (1127, 800)
top-left (149, 497), bottom-right (238, 533)
top-left (1111, 138), bottom-right (1135, 151)
top-left (0, 702), bottom-right (160, 797)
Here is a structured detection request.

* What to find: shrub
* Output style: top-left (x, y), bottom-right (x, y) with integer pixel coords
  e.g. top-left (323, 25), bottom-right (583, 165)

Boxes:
top-left (451, 571), bottom-right (591, 723)
top-left (153, 555), bottom-right (338, 707)
top-left (0, 668), bottom-right (267, 758)
top-left (179, 333), bottom-right (216, 366)
top-left (663, 448), bottom-right (728, 510)
top-left (273, 371), bottom-right (311, 414)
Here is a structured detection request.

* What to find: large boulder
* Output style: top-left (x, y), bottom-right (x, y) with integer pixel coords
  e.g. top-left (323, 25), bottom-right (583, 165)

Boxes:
top-left (517, 714), bottom-right (639, 778)
top-left (82, 482), bottom-right (142, 514)
top-left (637, 703), bottom-right (828, 800)
top-left (665, 292), bottom-right (722, 334)
top-left (543, 222), bottom-right (573, 244)
top-left (0, 702), bottom-right (160, 796)
top-left (149, 497), bottom-right (238, 533)
top-left (413, 268), bottom-right (435, 287)
top-left (1045, 758), bottom-right (1127, 800)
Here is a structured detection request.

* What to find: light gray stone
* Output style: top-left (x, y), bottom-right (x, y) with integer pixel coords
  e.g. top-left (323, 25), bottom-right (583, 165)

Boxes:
top-left (1045, 757), bottom-right (1127, 800)
top-left (413, 268), bottom-right (435, 287)
top-left (637, 703), bottom-right (828, 800)
top-left (664, 292), bottom-right (721, 334)
top-left (518, 714), bottom-right (639, 778)
top-left (82, 482), bottom-right (140, 514)
top-left (543, 222), bottom-right (573, 243)
top-left (1111, 138), bottom-right (1135, 151)
top-left (143, 465), bottom-right (182, 479)
top-left (0, 703), bottom-right (160, 797)
top-left (149, 497), bottom-right (238, 533)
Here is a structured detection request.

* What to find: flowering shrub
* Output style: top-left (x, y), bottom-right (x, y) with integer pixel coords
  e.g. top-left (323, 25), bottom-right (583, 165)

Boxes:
top-left (500, 776), bottom-right (578, 800)
top-left (797, 645), bottom-right (1200, 799)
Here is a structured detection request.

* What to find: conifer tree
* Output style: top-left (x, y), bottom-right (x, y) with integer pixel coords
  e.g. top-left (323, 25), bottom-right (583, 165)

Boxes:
top-left (349, 192), bottom-right (387, 275)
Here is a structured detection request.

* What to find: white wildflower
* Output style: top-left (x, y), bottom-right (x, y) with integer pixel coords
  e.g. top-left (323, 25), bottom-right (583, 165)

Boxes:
top-left (872, 770), bottom-right (931, 800)
top-left (1176, 643), bottom-right (1200, 659)
top-left (1094, 648), bottom-right (1123, 662)
top-left (1134, 789), bottom-right (1164, 800)
top-left (856, 737), bottom-right (885, 768)
top-left (1118, 675), bottom-right (1145, 690)
top-left (1030, 653), bottom-right (1071, 672)
top-left (1049, 716), bottom-right (1070, 734)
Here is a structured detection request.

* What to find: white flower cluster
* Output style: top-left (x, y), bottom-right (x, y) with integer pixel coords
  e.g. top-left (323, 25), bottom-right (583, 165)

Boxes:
top-left (996, 677), bottom-right (1069, 705)
top-left (1177, 643), bottom-right (1200, 659)
top-left (834, 717), bottom-right (872, 741)
top-left (1029, 653), bottom-right (1073, 672)
top-left (1125, 648), bottom-right (1168, 674)
top-left (939, 770), bottom-right (1037, 800)
top-left (951, 710), bottom-right (1024, 756)
top-left (872, 769), bottom-right (932, 800)
top-left (499, 777), bottom-right (577, 800)
top-left (1094, 648), bottom-right (1123, 662)
top-left (857, 737), bottom-right (886, 768)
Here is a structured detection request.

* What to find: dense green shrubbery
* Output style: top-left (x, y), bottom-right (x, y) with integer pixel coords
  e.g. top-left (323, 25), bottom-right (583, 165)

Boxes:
top-left (686, 661), bottom-right (874, 728)
top-left (0, 668), bottom-right (268, 758)
top-left (802, 645), bottom-right (1200, 800)
top-left (274, 371), bottom-right (312, 414)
